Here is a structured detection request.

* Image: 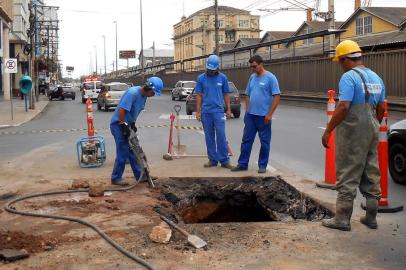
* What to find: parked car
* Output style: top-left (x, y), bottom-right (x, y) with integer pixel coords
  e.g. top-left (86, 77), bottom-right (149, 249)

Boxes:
top-left (172, 81), bottom-right (196, 101)
top-left (185, 81), bottom-right (241, 118)
top-left (81, 81), bottom-right (103, 103)
top-left (388, 119), bottom-right (406, 185)
top-left (48, 86), bottom-right (76, 101)
top-left (97, 82), bottom-right (129, 111)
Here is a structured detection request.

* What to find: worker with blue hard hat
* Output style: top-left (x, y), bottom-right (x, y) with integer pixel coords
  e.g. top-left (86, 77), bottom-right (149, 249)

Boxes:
top-left (195, 54), bottom-right (233, 169)
top-left (110, 76), bottom-right (163, 186)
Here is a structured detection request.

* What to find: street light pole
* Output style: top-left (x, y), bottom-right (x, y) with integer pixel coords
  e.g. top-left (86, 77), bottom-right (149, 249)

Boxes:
top-left (140, 0), bottom-right (145, 78)
top-left (214, 0), bottom-right (219, 55)
top-left (102, 35), bottom-right (107, 75)
top-left (94, 45), bottom-right (98, 75)
top-left (113, 21), bottom-right (118, 76)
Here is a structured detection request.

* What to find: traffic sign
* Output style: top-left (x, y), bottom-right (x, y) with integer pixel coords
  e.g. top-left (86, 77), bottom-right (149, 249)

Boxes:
top-left (119, 50), bottom-right (136, 59)
top-left (5, 58), bottom-right (17, 73)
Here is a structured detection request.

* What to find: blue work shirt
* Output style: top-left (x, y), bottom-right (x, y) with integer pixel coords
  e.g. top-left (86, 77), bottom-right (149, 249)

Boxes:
top-left (339, 67), bottom-right (385, 106)
top-left (246, 71), bottom-right (280, 116)
top-left (111, 86), bottom-right (146, 125)
top-left (195, 72), bottom-right (231, 113)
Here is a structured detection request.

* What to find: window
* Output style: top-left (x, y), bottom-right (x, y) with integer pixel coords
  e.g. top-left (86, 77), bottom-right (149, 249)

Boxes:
top-left (356, 17), bottom-right (364, 36)
top-left (356, 16), bottom-right (372, 36)
top-left (364, 16), bottom-right (372, 34)
top-left (303, 28), bottom-right (313, 45)
top-left (238, 20), bottom-right (249, 28)
top-left (239, 34), bottom-right (249, 39)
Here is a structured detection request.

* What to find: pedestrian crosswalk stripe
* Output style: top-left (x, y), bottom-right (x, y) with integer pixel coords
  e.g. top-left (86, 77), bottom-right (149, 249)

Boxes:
top-left (0, 125), bottom-right (203, 136)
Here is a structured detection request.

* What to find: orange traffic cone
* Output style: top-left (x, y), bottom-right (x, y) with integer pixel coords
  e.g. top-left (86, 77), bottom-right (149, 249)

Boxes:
top-left (317, 90), bottom-right (337, 190)
top-left (362, 100), bottom-right (403, 213)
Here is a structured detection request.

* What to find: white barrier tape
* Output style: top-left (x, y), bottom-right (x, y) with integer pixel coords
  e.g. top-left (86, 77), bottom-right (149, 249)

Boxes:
top-left (379, 131), bottom-right (387, 142)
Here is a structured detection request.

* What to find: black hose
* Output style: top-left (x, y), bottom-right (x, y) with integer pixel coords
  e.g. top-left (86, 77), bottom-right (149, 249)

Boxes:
top-left (4, 183), bottom-right (157, 270)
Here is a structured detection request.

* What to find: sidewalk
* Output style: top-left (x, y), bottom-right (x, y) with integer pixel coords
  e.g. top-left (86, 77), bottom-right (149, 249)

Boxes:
top-left (0, 95), bottom-right (49, 128)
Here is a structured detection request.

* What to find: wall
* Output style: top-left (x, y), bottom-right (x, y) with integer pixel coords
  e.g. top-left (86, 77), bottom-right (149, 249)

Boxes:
top-left (113, 49), bottom-right (406, 98)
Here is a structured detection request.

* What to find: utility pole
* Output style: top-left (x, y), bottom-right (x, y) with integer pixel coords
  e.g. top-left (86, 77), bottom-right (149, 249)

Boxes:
top-left (152, 41), bottom-right (155, 66)
top-left (214, 0), bottom-right (219, 55)
top-left (328, 0), bottom-right (335, 54)
top-left (140, 0), bottom-right (145, 78)
top-left (113, 21), bottom-right (118, 76)
top-left (102, 35), bottom-right (107, 75)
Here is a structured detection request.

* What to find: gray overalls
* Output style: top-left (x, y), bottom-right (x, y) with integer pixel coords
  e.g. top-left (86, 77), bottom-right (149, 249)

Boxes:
top-left (335, 68), bottom-right (382, 202)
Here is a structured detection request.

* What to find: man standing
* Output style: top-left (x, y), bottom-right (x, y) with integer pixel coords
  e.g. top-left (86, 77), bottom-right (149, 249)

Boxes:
top-left (231, 55), bottom-right (280, 173)
top-left (321, 40), bottom-right (385, 231)
top-left (110, 77), bottom-right (163, 186)
top-left (196, 54), bottom-right (232, 168)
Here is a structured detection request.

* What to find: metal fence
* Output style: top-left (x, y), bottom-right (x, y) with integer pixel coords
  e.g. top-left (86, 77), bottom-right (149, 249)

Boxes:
top-left (108, 48), bottom-right (406, 97)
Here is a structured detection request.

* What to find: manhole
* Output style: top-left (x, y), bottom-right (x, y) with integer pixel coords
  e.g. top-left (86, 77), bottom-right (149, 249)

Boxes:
top-left (158, 176), bottom-right (332, 224)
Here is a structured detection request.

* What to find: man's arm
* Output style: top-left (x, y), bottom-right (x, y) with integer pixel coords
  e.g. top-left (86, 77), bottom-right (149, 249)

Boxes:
top-left (376, 102), bottom-right (385, 123)
top-left (322, 101), bottom-right (350, 148)
top-left (245, 96), bottom-right (250, 113)
top-left (224, 93), bottom-right (231, 118)
top-left (196, 94), bottom-right (202, 121)
top-left (264, 95), bottom-right (280, 124)
top-left (118, 108), bottom-right (126, 123)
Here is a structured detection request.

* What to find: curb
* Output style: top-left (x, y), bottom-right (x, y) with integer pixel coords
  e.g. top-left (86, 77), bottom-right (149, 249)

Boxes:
top-left (0, 100), bottom-right (50, 129)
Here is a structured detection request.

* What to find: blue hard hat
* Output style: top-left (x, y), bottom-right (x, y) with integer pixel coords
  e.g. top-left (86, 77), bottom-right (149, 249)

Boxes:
top-left (206, 55), bottom-right (220, 71)
top-left (146, 76), bottom-right (163, 96)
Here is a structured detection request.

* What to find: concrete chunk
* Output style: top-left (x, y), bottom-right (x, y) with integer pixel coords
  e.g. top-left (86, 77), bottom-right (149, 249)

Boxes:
top-left (0, 249), bottom-right (29, 262)
top-left (149, 222), bottom-right (172, 244)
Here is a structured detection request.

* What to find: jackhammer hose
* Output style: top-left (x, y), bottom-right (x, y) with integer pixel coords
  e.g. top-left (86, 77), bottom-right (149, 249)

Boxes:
top-left (4, 183), bottom-right (157, 270)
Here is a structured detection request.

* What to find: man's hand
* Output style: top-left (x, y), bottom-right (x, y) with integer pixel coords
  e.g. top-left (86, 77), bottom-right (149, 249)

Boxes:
top-left (322, 130), bottom-right (331, 149)
top-left (264, 114), bottom-right (272, 124)
top-left (196, 111), bottom-right (202, 122)
top-left (119, 122), bottom-right (130, 138)
top-left (226, 110), bottom-right (232, 119)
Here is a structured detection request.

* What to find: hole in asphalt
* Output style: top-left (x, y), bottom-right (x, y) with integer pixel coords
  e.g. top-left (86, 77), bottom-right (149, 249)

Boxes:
top-left (158, 176), bottom-right (332, 224)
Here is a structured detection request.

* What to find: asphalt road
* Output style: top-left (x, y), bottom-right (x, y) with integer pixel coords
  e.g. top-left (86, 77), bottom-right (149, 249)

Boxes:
top-left (0, 88), bottom-right (405, 219)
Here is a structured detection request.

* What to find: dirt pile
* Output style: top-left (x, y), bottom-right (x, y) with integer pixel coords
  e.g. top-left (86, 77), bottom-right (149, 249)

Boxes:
top-left (0, 230), bottom-right (86, 254)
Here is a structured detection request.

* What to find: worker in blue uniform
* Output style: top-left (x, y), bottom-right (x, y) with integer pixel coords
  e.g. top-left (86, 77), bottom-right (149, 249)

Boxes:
top-left (231, 55), bottom-right (281, 173)
top-left (196, 54), bottom-right (233, 169)
top-left (110, 77), bottom-right (163, 186)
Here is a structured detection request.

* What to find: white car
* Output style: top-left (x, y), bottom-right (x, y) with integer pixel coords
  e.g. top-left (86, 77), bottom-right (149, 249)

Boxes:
top-left (81, 81), bottom-right (103, 103)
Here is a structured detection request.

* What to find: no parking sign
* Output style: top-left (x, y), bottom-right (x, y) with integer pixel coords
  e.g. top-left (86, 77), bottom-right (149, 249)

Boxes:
top-left (5, 58), bottom-right (17, 73)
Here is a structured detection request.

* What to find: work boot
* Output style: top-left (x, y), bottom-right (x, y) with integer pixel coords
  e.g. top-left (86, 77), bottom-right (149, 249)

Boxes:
top-left (230, 165), bottom-right (248, 172)
top-left (204, 162), bottom-right (217, 168)
top-left (111, 179), bottom-right (129, 186)
top-left (322, 198), bottom-right (353, 231)
top-left (258, 168), bottom-right (267, 174)
top-left (221, 163), bottom-right (233, 169)
top-left (360, 198), bottom-right (378, 229)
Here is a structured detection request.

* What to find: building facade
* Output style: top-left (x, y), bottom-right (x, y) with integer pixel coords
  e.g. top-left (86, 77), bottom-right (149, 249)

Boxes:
top-left (0, 0), bottom-right (13, 99)
top-left (173, 5), bottom-right (260, 71)
top-left (10, 0), bottom-right (30, 95)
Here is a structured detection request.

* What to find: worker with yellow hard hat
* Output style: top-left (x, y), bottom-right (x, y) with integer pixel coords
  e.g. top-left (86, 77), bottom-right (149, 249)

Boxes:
top-left (321, 40), bottom-right (385, 231)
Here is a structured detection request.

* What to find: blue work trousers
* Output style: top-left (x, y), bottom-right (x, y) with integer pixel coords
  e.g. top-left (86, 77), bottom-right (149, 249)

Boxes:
top-left (201, 112), bottom-right (229, 165)
top-left (237, 113), bottom-right (272, 169)
top-left (110, 123), bottom-right (141, 182)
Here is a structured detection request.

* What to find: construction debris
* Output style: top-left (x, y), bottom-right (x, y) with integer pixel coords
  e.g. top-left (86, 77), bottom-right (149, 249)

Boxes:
top-left (149, 222), bottom-right (172, 244)
top-left (0, 249), bottom-right (29, 262)
top-left (88, 184), bottom-right (105, 197)
top-left (70, 179), bottom-right (90, 189)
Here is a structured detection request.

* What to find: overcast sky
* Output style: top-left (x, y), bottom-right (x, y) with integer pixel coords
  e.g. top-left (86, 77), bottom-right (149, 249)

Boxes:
top-left (45, 0), bottom-right (406, 78)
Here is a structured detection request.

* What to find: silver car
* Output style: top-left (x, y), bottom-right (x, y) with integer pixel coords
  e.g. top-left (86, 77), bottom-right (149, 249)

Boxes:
top-left (97, 82), bottom-right (129, 111)
top-left (171, 80), bottom-right (196, 101)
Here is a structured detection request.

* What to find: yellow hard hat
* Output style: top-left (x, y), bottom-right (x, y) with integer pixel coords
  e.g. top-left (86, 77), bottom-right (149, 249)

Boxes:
top-left (332, 40), bottom-right (362, 62)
